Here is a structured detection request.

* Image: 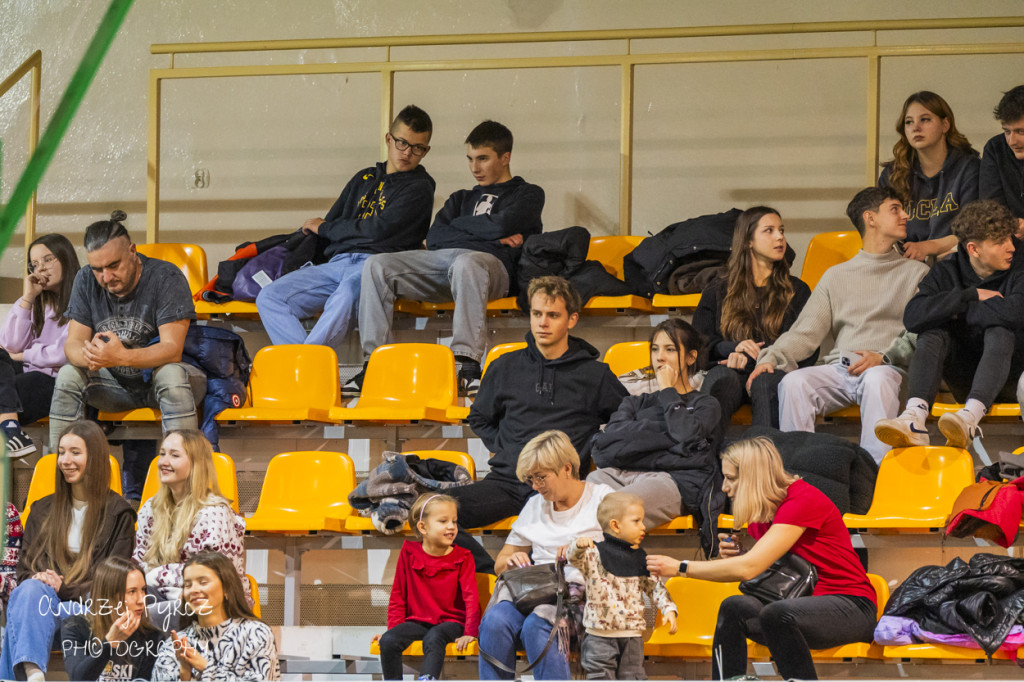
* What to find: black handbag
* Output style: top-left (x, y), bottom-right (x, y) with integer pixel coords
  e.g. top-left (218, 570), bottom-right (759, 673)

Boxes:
top-left (480, 560), bottom-right (571, 674)
top-left (739, 553), bottom-right (818, 604)
top-left (497, 562), bottom-right (564, 615)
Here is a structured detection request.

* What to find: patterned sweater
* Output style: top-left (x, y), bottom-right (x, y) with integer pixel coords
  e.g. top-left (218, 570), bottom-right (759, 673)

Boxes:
top-left (133, 499), bottom-right (251, 605)
top-left (152, 618), bottom-right (280, 681)
top-left (2, 503), bottom-right (23, 601)
top-left (568, 540), bottom-right (676, 637)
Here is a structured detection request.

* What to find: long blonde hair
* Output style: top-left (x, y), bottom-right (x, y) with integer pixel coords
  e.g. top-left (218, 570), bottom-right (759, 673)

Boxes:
top-left (143, 430), bottom-right (229, 566)
top-left (722, 437), bottom-right (798, 526)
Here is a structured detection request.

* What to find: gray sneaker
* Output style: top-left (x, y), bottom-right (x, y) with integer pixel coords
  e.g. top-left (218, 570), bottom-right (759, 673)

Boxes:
top-left (938, 411), bottom-right (980, 449)
top-left (874, 411), bottom-right (930, 447)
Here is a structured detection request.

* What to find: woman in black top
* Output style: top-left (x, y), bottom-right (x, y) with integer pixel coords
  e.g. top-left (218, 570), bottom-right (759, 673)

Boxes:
top-left (693, 207), bottom-right (812, 432)
top-left (61, 556), bottom-right (164, 681)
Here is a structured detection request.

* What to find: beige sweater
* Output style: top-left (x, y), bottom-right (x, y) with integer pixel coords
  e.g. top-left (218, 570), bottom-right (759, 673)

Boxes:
top-left (758, 249), bottom-right (929, 372)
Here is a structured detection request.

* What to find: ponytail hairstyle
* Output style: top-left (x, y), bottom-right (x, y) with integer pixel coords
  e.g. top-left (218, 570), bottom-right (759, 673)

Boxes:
top-left (25, 421), bottom-right (113, 585)
top-left (719, 207), bottom-right (794, 343)
top-left (83, 209), bottom-right (131, 253)
top-left (882, 91), bottom-right (974, 205)
top-left (27, 233), bottom-right (79, 337)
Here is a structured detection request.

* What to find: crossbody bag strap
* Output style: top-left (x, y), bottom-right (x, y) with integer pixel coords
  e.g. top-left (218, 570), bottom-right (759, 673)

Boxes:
top-left (478, 560), bottom-right (569, 675)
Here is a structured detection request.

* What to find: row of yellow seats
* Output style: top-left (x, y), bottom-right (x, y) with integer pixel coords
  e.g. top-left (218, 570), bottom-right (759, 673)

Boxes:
top-left (137, 231), bottom-right (863, 321)
top-left (374, 572), bottom-right (1016, 665)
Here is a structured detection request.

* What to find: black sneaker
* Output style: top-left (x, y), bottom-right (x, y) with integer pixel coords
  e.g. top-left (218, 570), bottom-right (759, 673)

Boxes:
top-left (4, 429), bottom-right (36, 459)
top-left (341, 366), bottom-right (366, 398)
top-left (455, 356), bottom-right (481, 397)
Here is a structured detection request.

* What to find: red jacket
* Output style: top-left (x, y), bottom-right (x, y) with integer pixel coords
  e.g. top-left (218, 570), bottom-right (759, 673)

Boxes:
top-left (387, 541), bottom-right (480, 637)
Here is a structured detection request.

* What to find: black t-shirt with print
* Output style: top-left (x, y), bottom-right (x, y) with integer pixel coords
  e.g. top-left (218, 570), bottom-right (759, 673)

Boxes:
top-left (66, 254), bottom-right (195, 389)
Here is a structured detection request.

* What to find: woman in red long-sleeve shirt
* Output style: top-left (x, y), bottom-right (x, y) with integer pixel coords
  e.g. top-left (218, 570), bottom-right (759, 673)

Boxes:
top-left (373, 493), bottom-right (479, 681)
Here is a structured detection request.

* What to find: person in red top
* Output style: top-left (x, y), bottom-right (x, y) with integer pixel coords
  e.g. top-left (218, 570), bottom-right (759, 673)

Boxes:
top-left (373, 493), bottom-right (479, 681)
top-left (647, 436), bottom-right (876, 681)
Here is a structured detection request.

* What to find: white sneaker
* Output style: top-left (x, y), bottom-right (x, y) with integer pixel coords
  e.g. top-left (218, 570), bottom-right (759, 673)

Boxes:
top-left (874, 410), bottom-right (930, 447)
top-left (938, 411), bottom-right (980, 449)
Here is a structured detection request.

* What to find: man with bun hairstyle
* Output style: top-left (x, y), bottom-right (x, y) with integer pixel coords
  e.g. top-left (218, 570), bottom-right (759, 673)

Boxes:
top-left (49, 210), bottom-right (202, 500)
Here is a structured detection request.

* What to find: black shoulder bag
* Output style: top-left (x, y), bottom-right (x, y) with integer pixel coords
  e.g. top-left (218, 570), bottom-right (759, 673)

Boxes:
top-left (739, 553), bottom-right (818, 604)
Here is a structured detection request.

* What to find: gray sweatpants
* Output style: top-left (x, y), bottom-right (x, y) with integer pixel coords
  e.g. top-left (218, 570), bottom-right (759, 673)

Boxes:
top-left (358, 249), bottom-right (509, 362)
top-left (586, 467), bottom-right (683, 530)
top-left (581, 634), bottom-right (647, 680)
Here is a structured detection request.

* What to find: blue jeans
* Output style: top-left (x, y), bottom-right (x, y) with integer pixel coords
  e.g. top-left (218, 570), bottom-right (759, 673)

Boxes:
top-left (0, 579), bottom-right (84, 677)
top-left (478, 600), bottom-right (569, 680)
top-left (256, 252), bottom-right (370, 346)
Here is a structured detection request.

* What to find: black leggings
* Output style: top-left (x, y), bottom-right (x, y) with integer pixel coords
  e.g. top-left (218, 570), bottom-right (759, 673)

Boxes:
top-left (711, 593), bottom-right (877, 680)
top-left (700, 364), bottom-right (786, 432)
top-left (908, 326), bottom-right (1024, 406)
top-left (378, 620), bottom-right (464, 680)
top-left (0, 349), bottom-right (55, 424)
top-left (448, 474), bottom-right (535, 574)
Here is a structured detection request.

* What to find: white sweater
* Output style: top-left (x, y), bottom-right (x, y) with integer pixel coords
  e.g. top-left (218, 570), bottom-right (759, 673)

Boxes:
top-left (758, 249), bottom-right (929, 372)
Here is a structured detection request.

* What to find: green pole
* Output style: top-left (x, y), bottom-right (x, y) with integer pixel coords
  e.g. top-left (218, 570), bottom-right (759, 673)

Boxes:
top-left (0, 0), bottom-right (135, 254)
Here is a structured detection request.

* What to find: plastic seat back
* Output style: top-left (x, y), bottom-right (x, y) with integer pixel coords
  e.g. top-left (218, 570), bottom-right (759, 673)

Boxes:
top-left (24, 454), bottom-right (123, 522)
top-left (136, 243), bottom-right (209, 297)
top-left (249, 451), bottom-right (356, 529)
top-left (799, 231), bottom-right (862, 290)
top-left (603, 341), bottom-right (651, 376)
top-left (247, 575), bottom-right (261, 618)
top-left (867, 573), bottom-right (890, 620)
top-left (403, 450), bottom-right (477, 481)
top-left (139, 452), bottom-right (239, 512)
top-left (646, 577), bottom-right (741, 655)
top-left (587, 235), bottom-right (644, 278)
top-left (250, 344), bottom-right (341, 411)
top-left (856, 446), bottom-right (975, 522)
top-left (482, 342), bottom-right (527, 376)
top-left (358, 344), bottom-right (457, 410)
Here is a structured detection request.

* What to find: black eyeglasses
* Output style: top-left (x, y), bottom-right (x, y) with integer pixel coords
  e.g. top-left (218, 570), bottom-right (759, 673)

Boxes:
top-left (28, 254), bottom-right (58, 273)
top-left (389, 134), bottom-right (429, 157)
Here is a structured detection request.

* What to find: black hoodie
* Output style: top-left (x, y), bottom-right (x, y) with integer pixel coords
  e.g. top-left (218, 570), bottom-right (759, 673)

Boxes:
top-left (903, 236), bottom-right (1024, 339)
top-left (980, 133), bottom-right (1024, 219)
top-left (468, 332), bottom-right (627, 481)
top-left (319, 162), bottom-right (436, 258)
top-left (425, 176), bottom-right (544, 285)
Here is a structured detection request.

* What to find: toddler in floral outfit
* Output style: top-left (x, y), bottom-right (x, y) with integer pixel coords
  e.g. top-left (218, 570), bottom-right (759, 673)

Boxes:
top-left (568, 492), bottom-right (677, 680)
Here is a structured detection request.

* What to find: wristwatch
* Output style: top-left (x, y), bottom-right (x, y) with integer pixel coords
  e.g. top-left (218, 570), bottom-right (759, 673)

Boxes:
top-left (678, 560), bottom-right (689, 575)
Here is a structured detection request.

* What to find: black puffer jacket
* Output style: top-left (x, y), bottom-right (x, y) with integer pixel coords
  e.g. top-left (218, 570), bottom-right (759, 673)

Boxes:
top-left (590, 389), bottom-right (725, 557)
top-left (883, 553), bottom-right (1024, 657)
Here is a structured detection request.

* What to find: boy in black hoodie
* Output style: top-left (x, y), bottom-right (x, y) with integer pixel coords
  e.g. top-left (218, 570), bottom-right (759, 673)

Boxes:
top-left (453, 276), bottom-right (627, 572)
top-left (256, 105), bottom-right (436, 347)
top-left (980, 85), bottom-right (1024, 232)
top-left (876, 200), bottom-right (1024, 449)
top-left (353, 121), bottom-right (544, 394)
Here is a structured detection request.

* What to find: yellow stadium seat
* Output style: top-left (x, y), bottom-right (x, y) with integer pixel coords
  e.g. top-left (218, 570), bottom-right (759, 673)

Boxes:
top-left (651, 292), bottom-right (702, 311)
top-left (24, 454), bottom-right (123, 522)
top-left (245, 451), bottom-right (356, 533)
top-left (648, 515), bottom-right (696, 534)
top-left (247, 574), bottom-right (261, 619)
top-left (799, 231), bottom-right (862, 291)
top-left (345, 450), bottom-right (477, 533)
top-left (97, 407), bottom-right (161, 423)
top-left (603, 341), bottom-right (650, 376)
top-left (329, 344), bottom-right (460, 424)
top-left (370, 574), bottom-right (493, 658)
top-left (843, 446), bottom-right (975, 532)
top-left (483, 342), bottom-right (527, 376)
top-left (931, 402), bottom-right (1020, 419)
top-left (749, 573), bottom-right (889, 661)
top-left (217, 344), bottom-right (340, 423)
top-left (139, 451), bottom-right (239, 512)
top-left (644, 577), bottom-right (742, 658)
top-left (583, 236), bottom-right (651, 313)
top-left (136, 243), bottom-right (209, 297)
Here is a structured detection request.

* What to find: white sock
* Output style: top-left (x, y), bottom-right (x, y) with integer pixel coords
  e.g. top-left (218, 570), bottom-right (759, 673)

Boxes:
top-left (904, 399), bottom-right (929, 425)
top-left (25, 666), bottom-right (45, 682)
top-left (961, 399), bottom-right (987, 426)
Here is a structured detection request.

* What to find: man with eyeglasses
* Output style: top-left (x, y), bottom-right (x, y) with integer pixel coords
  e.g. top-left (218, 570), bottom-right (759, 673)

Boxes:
top-left (351, 120), bottom-right (544, 395)
top-left (256, 105), bottom-right (435, 347)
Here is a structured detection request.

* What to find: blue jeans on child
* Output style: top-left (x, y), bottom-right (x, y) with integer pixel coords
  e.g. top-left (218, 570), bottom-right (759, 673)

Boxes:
top-left (0, 579), bottom-right (85, 678)
top-left (477, 600), bottom-right (569, 680)
top-left (256, 252), bottom-right (370, 346)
